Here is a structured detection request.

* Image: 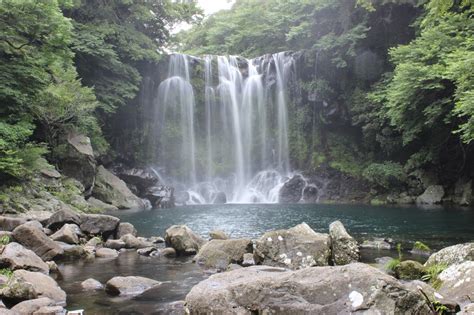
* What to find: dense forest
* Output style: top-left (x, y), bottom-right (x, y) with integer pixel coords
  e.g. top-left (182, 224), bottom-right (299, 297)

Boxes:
top-left (0, 0), bottom-right (473, 206)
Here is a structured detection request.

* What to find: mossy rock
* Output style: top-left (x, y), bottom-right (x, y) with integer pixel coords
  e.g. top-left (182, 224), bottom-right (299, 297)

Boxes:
top-left (394, 260), bottom-right (426, 280)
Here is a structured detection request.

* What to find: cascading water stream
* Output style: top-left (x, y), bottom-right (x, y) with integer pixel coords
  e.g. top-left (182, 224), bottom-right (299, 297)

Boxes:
top-left (155, 52), bottom-right (296, 204)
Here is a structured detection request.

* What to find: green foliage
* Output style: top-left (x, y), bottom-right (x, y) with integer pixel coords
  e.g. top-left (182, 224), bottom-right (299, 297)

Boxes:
top-left (422, 263), bottom-right (448, 289)
top-left (363, 162), bottom-right (406, 189)
top-left (0, 268), bottom-right (13, 278)
top-left (413, 241), bottom-right (431, 252)
top-left (0, 235), bottom-right (10, 245)
top-left (386, 258), bottom-right (401, 271)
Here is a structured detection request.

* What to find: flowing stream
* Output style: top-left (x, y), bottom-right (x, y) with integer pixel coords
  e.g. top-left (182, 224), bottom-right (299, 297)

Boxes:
top-left (155, 53), bottom-right (296, 204)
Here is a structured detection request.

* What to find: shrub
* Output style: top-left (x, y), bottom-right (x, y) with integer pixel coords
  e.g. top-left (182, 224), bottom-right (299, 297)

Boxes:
top-left (363, 162), bottom-right (406, 189)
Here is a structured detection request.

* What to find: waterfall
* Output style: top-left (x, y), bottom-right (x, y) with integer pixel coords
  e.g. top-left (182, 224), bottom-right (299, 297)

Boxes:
top-left (155, 52), bottom-right (295, 204)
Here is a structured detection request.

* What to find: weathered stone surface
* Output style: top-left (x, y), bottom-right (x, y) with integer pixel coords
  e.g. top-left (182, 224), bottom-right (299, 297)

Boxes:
top-left (0, 242), bottom-right (49, 274)
top-left (278, 174), bottom-right (305, 203)
top-left (460, 303), bottom-right (474, 314)
top-left (164, 225), bottom-right (205, 255)
top-left (2, 270), bottom-right (66, 306)
top-left (438, 261), bottom-right (474, 306)
top-left (18, 211), bottom-right (52, 226)
top-left (95, 248), bottom-right (118, 259)
top-left (105, 276), bottom-right (161, 296)
top-left (55, 242), bottom-right (86, 259)
top-left (105, 239), bottom-right (126, 250)
top-left (60, 134), bottom-right (96, 193)
top-left (50, 224), bottom-right (79, 244)
top-left (416, 185), bottom-right (445, 205)
top-left (10, 297), bottom-right (55, 314)
top-left (329, 220), bottom-right (359, 265)
top-left (425, 243), bottom-right (474, 266)
top-left (242, 253), bottom-right (255, 267)
top-left (79, 214), bottom-right (120, 236)
top-left (33, 305), bottom-right (66, 315)
top-left (137, 247), bottom-right (157, 256)
top-left (40, 168), bottom-right (61, 179)
top-left (87, 197), bottom-right (119, 212)
top-left (115, 167), bottom-right (159, 196)
top-left (394, 260), bottom-right (425, 280)
top-left (81, 278), bottom-right (103, 291)
top-left (209, 230), bottom-right (228, 240)
top-left (145, 185), bottom-right (175, 208)
top-left (254, 223), bottom-right (331, 269)
top-left (116, 222), bottom-right (137, 238)
top-left (12, 225), bottom-right (63, 261)
top-left (0, 216), bottom-right (26, 232)
top-left (149, 236), bottom-right (165, 244)
top-left (185, 263), bottom-right (430, 314)
top-left (160, 247), bottom-right (176, 257)
top-left (93, 165), bottom-right (145, 209)
top-left (46, 209), bottom-right (82, 231)
top-left (194, 239), bottom-right (253, 271)
top-left (121, 234), bottom-right (152, 249)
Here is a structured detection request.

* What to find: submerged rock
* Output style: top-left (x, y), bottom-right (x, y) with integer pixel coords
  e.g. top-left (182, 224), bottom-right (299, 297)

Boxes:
top-left (278, 174), bottom-right (305, 203)
top-left (12, 224), bottom-right (63, 261)
top-left (93, 165), bottom-right (145, 209)
top-left (185, 263), bottom-right (430, 314)
top-left (254, 222), bottom-right (331, 269)
top-left (329, 220), bottom-right (359, 265)
top-left (105, 276), bottom-right (161, 296)
top-left (165, 225), bottom-right (205, 255)
top-left (194, 239), bottom-right (253, 271)
top-left (0, 242), bottom-right (49, 274)
top-left (416, 185), bottom-right (444, 205)
top-left (425, 242), bottom-right (474, 266)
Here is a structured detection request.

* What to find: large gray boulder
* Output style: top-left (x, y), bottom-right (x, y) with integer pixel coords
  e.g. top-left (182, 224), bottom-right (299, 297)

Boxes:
top-left (0, 216), bottom-right (26, 232)
top-left (185, 263), bottom-right (430, 314)
top-left (145, 185), bottom-right (175, 208)
top-left (79, 213), bottom-right (120, 236)
top-left (1, 270), bottom-right (66, 306)
top-left (86, 197), bottom-right (119, 212)
top-left (329, 220), bottom-right (359, 265)
top-left (114, 167), bottom-right (159, 196)
top-left (194, 239), bottom-right (253, 271)
top-left (278, 175), bottom-right (305, 203)
top-left (438, 261), bottom-right (474, 307)
top-left (116, 222), bottom-right (137, 238)
top-left (10, 297), bottom-right (56, 314)
top-left (92, 165), bottom-right (145, 209)
top-left (46, 208), bottom-right (82, 231)
top-left (254, 223), bottom-right (331, 269)
top-left (81, 278), bottom-right (103, 291)
top-left (0, 242), bottom-right (49, 274)
top-left (416, 185), bottom-right (445, 205)
top-left (49, 224), bottom-right (80, 244)
top-left (59, 134), bottom-right (96, 193)
top-left (105, 276), bottom-right (161, 296)
top-left (120, 234), bottom-right (152, 249)
top-left (12, 224), bottom-right (63, 261)
top-left (425, 243), bottom-right (474, 266)
top-left (165, 225), bottom-right (205, 255)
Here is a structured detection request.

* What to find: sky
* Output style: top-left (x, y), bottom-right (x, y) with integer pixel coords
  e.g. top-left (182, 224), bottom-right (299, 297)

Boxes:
top-left (197, 0), bottom-right (235, 15)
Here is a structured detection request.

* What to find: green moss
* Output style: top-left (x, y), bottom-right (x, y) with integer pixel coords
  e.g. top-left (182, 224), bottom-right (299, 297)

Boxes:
top-left (386, 258), bottom-right (400, 271)
top-left (0, 235), bottom-right (10, 245)
top-left (413, 241), bottom-right (431, 252)
top-left (370, 198), bottom-right (386, 206)
top-left (421, 263), bottom-right (448, 290)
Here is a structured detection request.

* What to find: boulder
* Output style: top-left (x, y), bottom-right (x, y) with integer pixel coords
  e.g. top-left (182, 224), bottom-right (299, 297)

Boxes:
top-left (145, 185), bottom-right (175, 208)
top-left (55, 242), bottom-right (86, 259)
top-left (116, 222), bottom-right (137, 239)
top-left (46, 209), bottom-right (82, 231)
top-left (92, 165), bottom-right (145, 209)
top-left (0, 216), bottom-right (27, 232)
top-left (425, 242), bottom-right (474, 266)
top-left (278, 175), bottom-right (305, 203)
top-left (0, 242), bottom-right (49, 274)
top-left (33, 305), bottom-right (66, 314)
top-left (114, 167), bottom-right (159, 196)
top-left (12, 225), bottom-right (63, 261)
top-left (86, 197), bottom-right (119, 212)
top-left (164, 225), bottom-right (205, 255)
top-left (242, 253), bottom-right (255, 267)
top-left (194, 239), bottom-right (253, 271)
top-left (59, 134), bottom-right (96, 193)
top-left (212, 192), bottom-right (227, 204)
top-left (2, 270), bottom-right (66, 306)
top-left (329, 220), bottom-right (359, 265)
top-left (302, 185), bottom-right (318, 203)
top-left (95, 248), bottom-right (118, 259)
top-left (209, 230), bottom-right (228, 240)
top-left (438, 261), bottom-right (474, 306)
top-left (394, 260), bottom-right (425, 280)
top-left (254, 223), bottom-right (331, 269)
top-left (160, 247), bottom-right (176, 257)
top-left (185, 263), bottom-right (430, 314)
top-left (416, 185), bottom-right (445, 205)
top-left (79, 214), bottom-right (120, 236)
top-left (10, 297), bottom-right (55, 314)
top-left (137, 247), bottom-right (157, 256)
top-left (105, 276), bottom-right (161, 296)
top-left (121, 234), bottom-right (152, 249)
top-left (81, 278), bottom-right (103, 291)
top-left (18, 211), bottom-right (52, 226)
top-left (149, 236), bottom-right (165, 244)
top-left (49, 224), bottom-right (79, 244)
top-left (104, 239), bottom-right (126, 250)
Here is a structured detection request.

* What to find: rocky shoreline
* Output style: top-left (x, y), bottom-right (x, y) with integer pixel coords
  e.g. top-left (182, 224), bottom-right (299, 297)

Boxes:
top-left (0, 209), bottom-right (473, 314)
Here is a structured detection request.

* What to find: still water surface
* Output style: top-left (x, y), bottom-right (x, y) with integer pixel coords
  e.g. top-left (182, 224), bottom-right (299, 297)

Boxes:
top-left (59, 203), bottom-right (474, 314)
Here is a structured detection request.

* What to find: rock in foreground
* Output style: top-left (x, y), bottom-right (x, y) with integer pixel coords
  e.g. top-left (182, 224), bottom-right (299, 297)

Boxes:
top-left (105, 276), bottom-right (161, 296)
top-left (329, 220), bottom-right (359, 265)
top-left (254, 223), bottom-right (331, 269)
top-left (193, 239), bottom-right (253, 271)
top-left (185, 263), bottom-right (430, 314)
top-left (164, 225), bottom-right (205, 255)
top-left (425, 242), bottom-right (474, 266)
